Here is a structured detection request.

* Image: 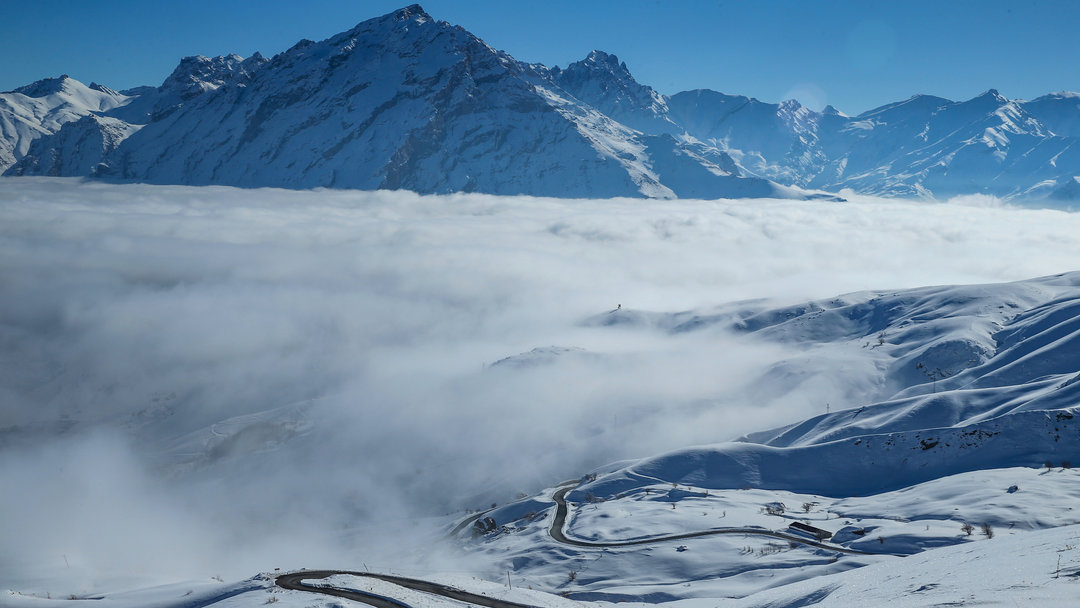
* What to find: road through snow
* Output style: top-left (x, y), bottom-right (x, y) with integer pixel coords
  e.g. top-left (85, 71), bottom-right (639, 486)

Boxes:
top-left (277, 482), bottom-right (900, 605)
top-left (549, 486), bottom-right (896, 555)
top-left (276, 570), bottom-right (544, 608)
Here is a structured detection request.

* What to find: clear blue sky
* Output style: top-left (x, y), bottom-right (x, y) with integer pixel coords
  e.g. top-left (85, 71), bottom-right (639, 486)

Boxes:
top-left (2, 0), bottom-right (1077, 115)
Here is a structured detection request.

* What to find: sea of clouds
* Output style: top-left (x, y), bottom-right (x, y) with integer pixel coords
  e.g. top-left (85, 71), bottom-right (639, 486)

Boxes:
top-left (3, 177), bottom-right (1080, 593)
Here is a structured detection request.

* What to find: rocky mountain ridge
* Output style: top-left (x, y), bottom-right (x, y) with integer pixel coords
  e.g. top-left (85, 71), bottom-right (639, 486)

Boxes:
top-left (2, 4), bottom-right (1079, 202)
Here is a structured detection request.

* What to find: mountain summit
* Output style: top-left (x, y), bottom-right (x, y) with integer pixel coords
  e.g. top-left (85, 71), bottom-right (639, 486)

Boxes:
top-left (4, 5), bottom-right (817, 199)
top-left (3, 5), bottom-right (1080, 201)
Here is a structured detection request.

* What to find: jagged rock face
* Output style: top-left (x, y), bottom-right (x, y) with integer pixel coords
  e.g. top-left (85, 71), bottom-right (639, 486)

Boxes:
top-left (159, 53), bottom-right (267, 99)
top-left (552, 50), bottom-right (679, 135)
top-left (3, 4), bottom-right (1080, 201)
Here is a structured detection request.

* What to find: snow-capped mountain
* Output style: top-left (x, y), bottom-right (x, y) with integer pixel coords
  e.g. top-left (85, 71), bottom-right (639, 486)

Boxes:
top-left (655, 87), bottom-right (1080, 200)
top-left (666, 90), bottom-right (827, 186)
top-left (0, 76), bottom-right (129, 171)
top-left (2, 6), bottom-right (811, 200)
top-left (3, 4), bottom-right (1080, 200)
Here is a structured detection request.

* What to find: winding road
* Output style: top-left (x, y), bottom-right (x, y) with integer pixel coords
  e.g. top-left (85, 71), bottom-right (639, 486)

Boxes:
top-left (549, 486), bottom-right (889, 555)
top-left (276, 482), bottom-right (897, 606)
top-left (276, 570), bottom-right (544, 608)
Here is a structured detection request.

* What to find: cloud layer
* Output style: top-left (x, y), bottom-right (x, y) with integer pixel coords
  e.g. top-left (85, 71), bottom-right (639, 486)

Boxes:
top-left (3, 178), bottom-right (1080, 592)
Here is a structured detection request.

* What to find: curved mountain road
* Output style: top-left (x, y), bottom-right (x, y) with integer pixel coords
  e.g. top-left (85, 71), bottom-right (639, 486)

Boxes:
top-left (277, 482), bottom-right (899, 605)
top-left (277, 572), bottom-right (415, 608)
top-left (277, 570), bottom-right (544, 608)
top-left (549, 486), bottom-right (896, 556)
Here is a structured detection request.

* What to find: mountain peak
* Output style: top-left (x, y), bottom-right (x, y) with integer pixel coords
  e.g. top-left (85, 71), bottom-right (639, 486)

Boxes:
top-left (976, 88), bottom-right (1007, 102)
top-left (552, 49), bottom-right (677, 135)
top-left (585, 50), bottom-right (621, 66)
top-left (159, 53), bottom-right (263, 98)
top-left (88, 82), bottom-right (119, 96)
top-left (10, 75), bottom-right (75, 97)
top-left (558, 49), bottom-right (636, 85)
top-left (330, 4), bottom-right (444, 52)
top-left (394, 4), bottom-right (431, 22)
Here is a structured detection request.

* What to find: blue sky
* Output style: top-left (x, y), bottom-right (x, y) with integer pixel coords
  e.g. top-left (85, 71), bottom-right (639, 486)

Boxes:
top-left (2, 0), bottom-right (1077, 115)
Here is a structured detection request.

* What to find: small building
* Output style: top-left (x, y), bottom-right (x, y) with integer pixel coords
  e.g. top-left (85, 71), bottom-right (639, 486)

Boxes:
top-left (788, 521), bottom-right (833, 541)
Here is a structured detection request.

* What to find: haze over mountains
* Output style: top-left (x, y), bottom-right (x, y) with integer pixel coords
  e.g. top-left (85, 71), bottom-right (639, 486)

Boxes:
top-left (3, 4), bottom-right (1080, 202)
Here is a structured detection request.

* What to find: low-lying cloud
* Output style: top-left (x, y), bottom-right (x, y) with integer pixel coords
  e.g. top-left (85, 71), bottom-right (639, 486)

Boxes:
top-left (3, 177), bottom-right (1080, 593)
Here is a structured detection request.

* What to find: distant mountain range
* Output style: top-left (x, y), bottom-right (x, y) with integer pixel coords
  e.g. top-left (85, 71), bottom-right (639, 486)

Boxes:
top-left (3, 4), bottom-right (1079, 202)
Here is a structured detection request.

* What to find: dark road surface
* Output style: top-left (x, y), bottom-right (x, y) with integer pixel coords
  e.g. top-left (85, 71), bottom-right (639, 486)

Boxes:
top-left (277, 570), bottom-right (544, 608)
top-left (278, 482), bottom-right (898, 605)
top-left (549, 486), bottom-right (893, 555)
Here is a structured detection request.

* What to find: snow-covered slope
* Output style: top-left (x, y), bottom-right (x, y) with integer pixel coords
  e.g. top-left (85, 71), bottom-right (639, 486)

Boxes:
top-left (729, 521), bottom-right (1080, 607)
top-left (820, 91), bottom-right (1080, 199)
top-left (666, 89), bottom-right (827, 186)
top-left (457, 272), bottom-right (1080, 604)
top-left (13, 114), bottom-right (141, 177)
top-left (0, 76), bottom-right (129, 172)
top-left (574, 272), bottom-right (1080, 498)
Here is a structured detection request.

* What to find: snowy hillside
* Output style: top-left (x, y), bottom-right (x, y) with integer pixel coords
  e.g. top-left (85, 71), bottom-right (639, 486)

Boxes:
top-left (454, 272), bottom-right (1080, 602)
top-left (571, 273), bottom-right (1080, 497)
top-left (0, 76), bottom-right (129, 171)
